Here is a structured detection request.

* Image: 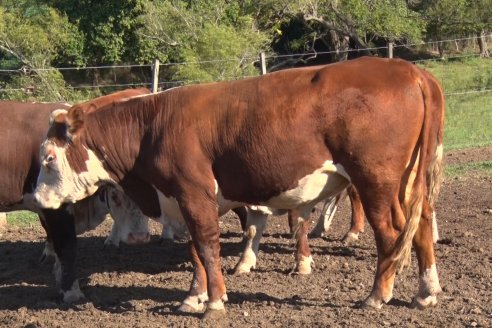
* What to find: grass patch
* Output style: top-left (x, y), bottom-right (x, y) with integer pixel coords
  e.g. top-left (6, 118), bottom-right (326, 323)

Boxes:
top-left (7, 211), bottom-right (40, 227)
top-left (444, 160), bottom-right (492, 178)
top-left (419, 58), bottom-right (492, 151)
top-left (419, 57), bottom-right (492, 92)
top-left (443, 93), bottom-right (492, 150)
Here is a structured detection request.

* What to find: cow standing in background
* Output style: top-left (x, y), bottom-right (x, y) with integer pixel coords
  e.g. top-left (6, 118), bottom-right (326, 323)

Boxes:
top-left (34, 57), bottom-right (445, 318)
top-left (0, 89), bottom-right (153, 302)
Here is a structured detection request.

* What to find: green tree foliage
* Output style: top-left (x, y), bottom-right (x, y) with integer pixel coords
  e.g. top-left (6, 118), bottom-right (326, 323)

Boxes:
top-left (0, 0), bottom-right (85, 100)
top-left (0, 0), bottom-right (490, 100)
top-left (252, 0), bottom-right (424, 63)
top-left (138, 0), bottom-right (269, 83)
top-left (45, 0), bottom-right (149, 65)
top-left (416, 0), bottom-right (491, 56)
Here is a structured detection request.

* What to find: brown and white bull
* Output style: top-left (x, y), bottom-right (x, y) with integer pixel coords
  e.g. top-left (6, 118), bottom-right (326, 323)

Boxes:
top-left (34, 57), bottom-right (445, 318)
top-left (0, 90), bottom-right (152, 302)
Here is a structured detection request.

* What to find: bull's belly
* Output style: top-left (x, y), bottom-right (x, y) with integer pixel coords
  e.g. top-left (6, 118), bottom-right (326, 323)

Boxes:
top-left (260, 160), bottom-right (351, 210)
top-left (152, 160), bottom-right (350, 230)
top-left (152, 186), bottom-right (242, 237)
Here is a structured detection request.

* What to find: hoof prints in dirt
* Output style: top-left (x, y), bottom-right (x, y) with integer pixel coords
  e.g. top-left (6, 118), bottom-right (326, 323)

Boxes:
top-left (1, 165), bottom-right (492, 327)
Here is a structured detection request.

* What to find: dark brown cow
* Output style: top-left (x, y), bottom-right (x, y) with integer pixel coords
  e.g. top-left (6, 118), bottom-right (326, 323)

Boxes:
top-left (0, 88), bottom-right (152, 302)
top-left (34, 57), bottom-right (444, 318)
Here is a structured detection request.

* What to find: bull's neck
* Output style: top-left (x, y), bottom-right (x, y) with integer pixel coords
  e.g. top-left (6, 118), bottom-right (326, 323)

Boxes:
top-left (84, 94), bottom-right (161, 183)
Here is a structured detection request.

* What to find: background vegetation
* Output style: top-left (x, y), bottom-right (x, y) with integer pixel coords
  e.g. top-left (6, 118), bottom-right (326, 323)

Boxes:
top-left (0, 0), bottom-right (490, 100)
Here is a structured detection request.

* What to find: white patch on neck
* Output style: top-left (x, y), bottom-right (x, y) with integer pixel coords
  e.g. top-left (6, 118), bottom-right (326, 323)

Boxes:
top-left (262, 160), bottom-right (350, 209)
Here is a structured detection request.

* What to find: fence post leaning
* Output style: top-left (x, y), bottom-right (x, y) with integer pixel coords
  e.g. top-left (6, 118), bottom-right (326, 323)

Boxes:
top-left (0, 213), bottom-right (7, 230)
top-left (388, 42), bottom-right (394, 58)
top-left (260, 52), bottom-right (267, 75)
top-left (151, 58), bottom-right (160, 93)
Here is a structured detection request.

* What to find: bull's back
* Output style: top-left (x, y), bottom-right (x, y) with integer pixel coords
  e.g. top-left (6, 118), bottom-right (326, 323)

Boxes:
top-left (0, 101), bottom-right (70, 208)
top-left (194, 58), bottom-right (427, 203)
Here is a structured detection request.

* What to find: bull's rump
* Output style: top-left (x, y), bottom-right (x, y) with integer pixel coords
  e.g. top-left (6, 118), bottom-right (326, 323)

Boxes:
top-left (143, 57), bottom-right (425, 204)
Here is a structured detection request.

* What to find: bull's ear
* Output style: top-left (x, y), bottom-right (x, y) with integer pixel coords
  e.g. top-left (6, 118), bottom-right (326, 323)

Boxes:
top-left (49, 109), bottom-right (68, 126)
top-left (67, 106), bottom-right (85, 135)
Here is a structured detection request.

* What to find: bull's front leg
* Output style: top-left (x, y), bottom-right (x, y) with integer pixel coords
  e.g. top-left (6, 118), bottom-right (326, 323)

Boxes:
top-left (41, 206), bottom-right (83, 303)
top-left (38, 214), bottom-right (56, 263)
top-left (177, 241), bottom-right (209, 312)
top-left (177, 185), bottom-right (227, 319)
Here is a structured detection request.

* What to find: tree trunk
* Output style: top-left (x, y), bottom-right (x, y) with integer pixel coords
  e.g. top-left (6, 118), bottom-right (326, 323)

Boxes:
top-left (477, 31), bottom-right (490, 58)
top-left (327, 30), bottom-right (349, 62)
top-left (437, 41), bottom-right (444, 58)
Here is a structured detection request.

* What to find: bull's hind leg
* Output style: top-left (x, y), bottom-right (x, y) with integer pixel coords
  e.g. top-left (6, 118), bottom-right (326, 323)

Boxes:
top-left (412, 200), bottom-right (442, 308)
top-left (362, 194), bottom-right (404, 309)
top-left (289, 208), bottom-right (313, 275)
top-left (234, 209), bottom-right (269, 274)
top-left (310, 196), bottom-right (339, 238)
top-left (342, 185), bottom-right (366, 244)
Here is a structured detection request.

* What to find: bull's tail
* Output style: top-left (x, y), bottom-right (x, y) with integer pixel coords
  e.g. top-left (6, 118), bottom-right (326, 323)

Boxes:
top-left (392, 74), bottom-right (434, 272)
top-left (427, 75), bottom-right (446, 208)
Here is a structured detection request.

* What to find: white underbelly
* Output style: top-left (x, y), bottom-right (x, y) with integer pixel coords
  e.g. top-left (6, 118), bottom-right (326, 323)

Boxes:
top-left (152, 184), bottom-right (243, 228)
top-left (261, 160), bottom-right (350, 209)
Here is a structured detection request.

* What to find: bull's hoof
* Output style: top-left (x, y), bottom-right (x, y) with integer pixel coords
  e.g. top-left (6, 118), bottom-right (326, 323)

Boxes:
top-left (295, 264), bottom-right (312, 275)
top-left (62, 281), bottom-right (85, 303)
top-left (177, 292), bottom-right (209, 313)
top-left (411, 295), bottom-right (438, 309)
top-left (177, 302), bottom-right (205, 313)
top-left (291, 255), bottom-right (313, 275)
top-left (233, 263), bottom-right (253, 275)
top-left (202, 308), bottom-right (226, 321)
top-left (361, 296), bottom-right (383, 310)
top-left (342, 232), bottom-right (359, 244)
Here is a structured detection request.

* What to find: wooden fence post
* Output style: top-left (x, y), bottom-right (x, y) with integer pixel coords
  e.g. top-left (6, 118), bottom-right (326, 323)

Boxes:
top-left (0, 213), bottom-right (7, 230)
top-left (388, 42), bottom-right (394, 58)
top-left (260, 52), bottom-right (267, 75)
top-left (151, 58), bottom-right (160, 93)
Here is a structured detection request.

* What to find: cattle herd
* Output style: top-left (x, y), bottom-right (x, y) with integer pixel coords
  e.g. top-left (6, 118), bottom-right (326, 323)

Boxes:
top-left (1, 56), bottom-right (445, 320)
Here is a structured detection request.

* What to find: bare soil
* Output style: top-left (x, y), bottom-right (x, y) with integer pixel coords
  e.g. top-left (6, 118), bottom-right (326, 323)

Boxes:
top-left (0, 147), bottom-right (491, 328)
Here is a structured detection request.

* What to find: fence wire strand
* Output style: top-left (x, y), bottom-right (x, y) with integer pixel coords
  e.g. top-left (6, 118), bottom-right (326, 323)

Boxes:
top-left (0, 35), bottom-right (490, 93)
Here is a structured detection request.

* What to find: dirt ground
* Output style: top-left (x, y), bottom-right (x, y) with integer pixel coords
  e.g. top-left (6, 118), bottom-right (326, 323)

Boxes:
top-left (0, 147), bottom-right (491, 328)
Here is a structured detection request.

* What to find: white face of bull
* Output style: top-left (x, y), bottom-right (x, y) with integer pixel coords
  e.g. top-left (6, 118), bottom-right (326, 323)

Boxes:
top-left (34, 139), bottom-right (113, 209)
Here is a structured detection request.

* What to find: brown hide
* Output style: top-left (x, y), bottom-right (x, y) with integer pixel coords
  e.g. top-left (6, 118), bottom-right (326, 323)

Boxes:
top-left (61, 57), bottom-right (424, 206)
top-left (0, 101), bottom-right (71, 207)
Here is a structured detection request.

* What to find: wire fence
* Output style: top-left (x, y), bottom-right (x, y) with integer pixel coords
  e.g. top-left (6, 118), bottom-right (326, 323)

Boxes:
top-left (0, 34), bottom-right (491, 149)
top-left (0, 34), bottom-right (490, 91)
